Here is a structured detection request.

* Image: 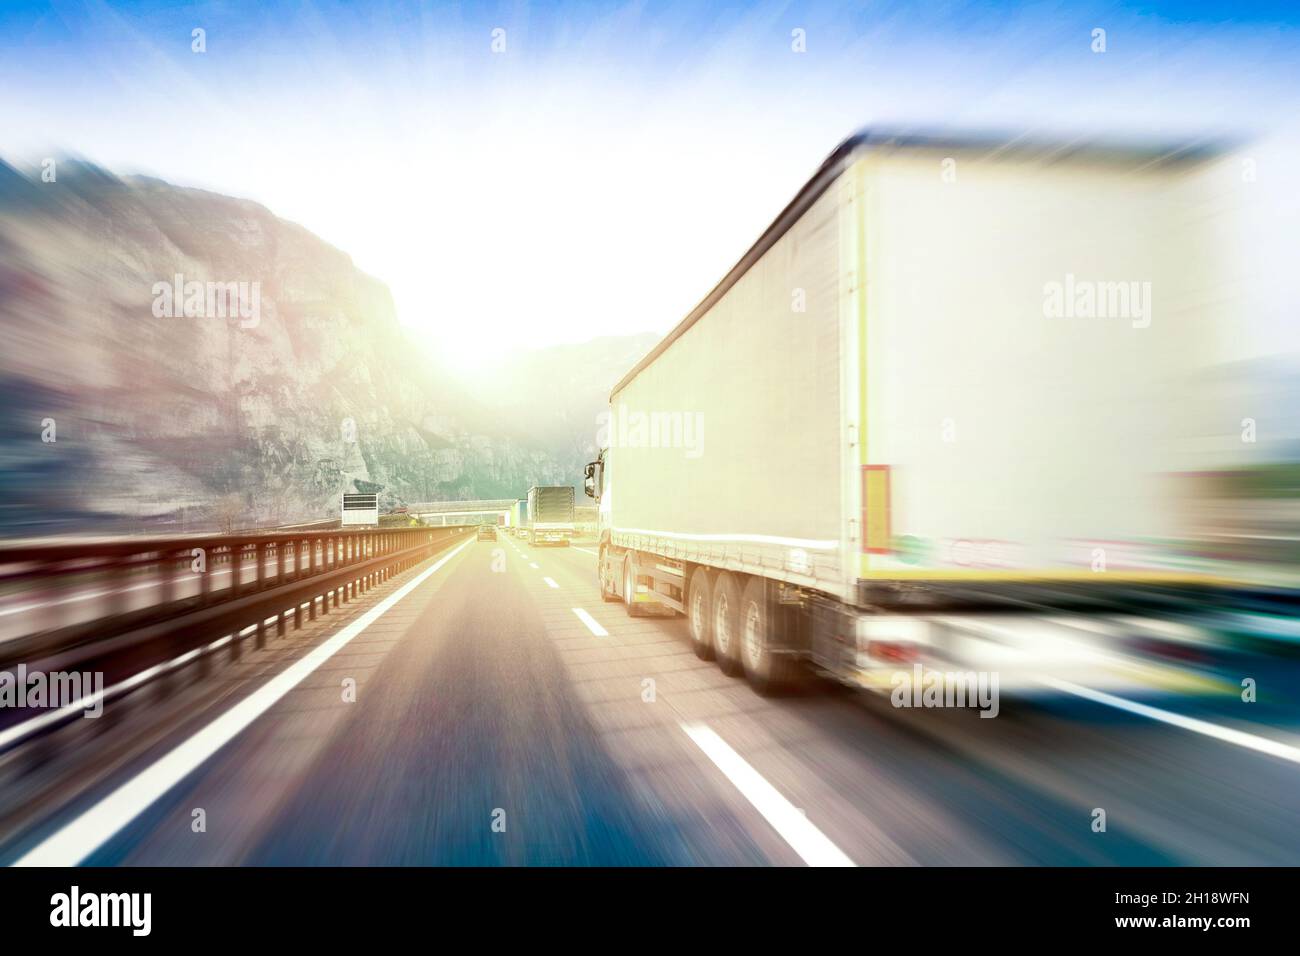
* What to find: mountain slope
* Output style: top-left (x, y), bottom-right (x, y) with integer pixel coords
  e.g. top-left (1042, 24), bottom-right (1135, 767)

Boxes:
top-left (0, 160), bottom-right (655, 533)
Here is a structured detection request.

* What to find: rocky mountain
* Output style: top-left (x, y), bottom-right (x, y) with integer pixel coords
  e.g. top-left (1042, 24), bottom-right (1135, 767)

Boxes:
top-left (0, 160), bottom-right (657, 534)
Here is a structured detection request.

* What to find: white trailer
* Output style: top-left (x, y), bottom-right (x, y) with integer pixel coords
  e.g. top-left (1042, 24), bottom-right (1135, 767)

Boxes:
top-left (340, 492), bottom-right (379, 527)
top-left (587, 130), bottom-right (1232, 694)
top-left (527, 485), bottom-right (575, 545)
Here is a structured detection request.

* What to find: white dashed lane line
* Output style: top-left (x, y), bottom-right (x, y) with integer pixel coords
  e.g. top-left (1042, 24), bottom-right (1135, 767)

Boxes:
top-left (543, 577), bottom-right (559, 589)
top-left (571, 607), bottom-right (608, 637)
top-left (681, 722), bottom-right (855, 867)
top-left (1041, 677), bottom-right (1300, 767)
top-left (543, 547), bottom-right (860, 868)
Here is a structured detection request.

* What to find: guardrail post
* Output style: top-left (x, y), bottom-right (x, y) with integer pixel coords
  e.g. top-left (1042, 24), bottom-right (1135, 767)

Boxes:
top-left (106, 554), bottom-right (127, 619)
top-left (159, 548), bottom-right (175, 607)
top-left (199, 545), bottom-right (212, 605)
top-left (231, 541), bottom-right (243, 599)
top-left (38, 560), bottom-right (62, 632)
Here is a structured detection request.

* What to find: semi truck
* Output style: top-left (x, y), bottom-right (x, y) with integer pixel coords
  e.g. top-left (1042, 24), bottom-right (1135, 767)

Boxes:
top-left (585, 129), bottom-right (1233, 695)
top-left (512, 499), bottom-right (528, 536)
top-left (526, 485), bottom-right (575, 545)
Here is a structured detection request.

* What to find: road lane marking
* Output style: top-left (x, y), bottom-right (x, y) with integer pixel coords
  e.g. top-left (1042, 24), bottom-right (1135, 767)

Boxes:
top-left (571, 608), bottom-right (608, 637)
top-left (11, 538), bottom-right (474, 867)
top-left (543, 577), bottom-right (559, 589)
top-left (571, 546), bottom-right (598, 556)
top-left (1041, 677), bottom-right (1300, 766)
top-left (680, 722), bottom-right (855, 867)
top-left (529, 563), bottom-right (539, 569)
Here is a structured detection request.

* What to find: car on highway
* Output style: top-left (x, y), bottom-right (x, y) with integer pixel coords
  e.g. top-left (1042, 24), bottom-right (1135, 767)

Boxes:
top-left (476, 525), bottom-right (498, 541)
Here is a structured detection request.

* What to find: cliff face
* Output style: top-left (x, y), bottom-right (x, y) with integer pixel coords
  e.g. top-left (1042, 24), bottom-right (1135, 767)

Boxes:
top-left (0, 161), bottom-right (650, 534)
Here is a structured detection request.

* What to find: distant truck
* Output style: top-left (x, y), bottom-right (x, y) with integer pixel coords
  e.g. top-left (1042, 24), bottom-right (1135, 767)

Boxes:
top-left (340, 492), bottom-right (379, 527)
top-left (586, 130), bottom-right (1231, 694)
top-left (527, 486), bottom-right (575, 545)
top-left (512, 498), bottom-right (528, 534)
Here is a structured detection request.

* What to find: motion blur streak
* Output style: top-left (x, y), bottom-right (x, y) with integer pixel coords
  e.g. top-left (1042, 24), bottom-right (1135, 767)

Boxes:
top-left (0, 0), bottom-right (1298, 871)
top-left (11, 539), bottom-right (472, 867)
top-left (1040, 678), bottom-right (1300, 766)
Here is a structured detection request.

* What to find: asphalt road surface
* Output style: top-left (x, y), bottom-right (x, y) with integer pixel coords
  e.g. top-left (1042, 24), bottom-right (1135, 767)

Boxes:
top-left (3, 536), bottom-right (1298, 866)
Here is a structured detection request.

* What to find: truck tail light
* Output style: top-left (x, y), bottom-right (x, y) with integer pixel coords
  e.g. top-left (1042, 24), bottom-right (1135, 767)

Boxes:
top-left (862, 464), bottom-right (891, 553)
top-left (865, 640), bottom-right (920, 663)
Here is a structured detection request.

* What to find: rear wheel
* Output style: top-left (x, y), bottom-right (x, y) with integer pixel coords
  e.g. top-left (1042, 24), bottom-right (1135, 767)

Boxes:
top-left (687, 567), bottom-right (714, 660)
top-left (623, 552), bottom-right (646, 617)
top-left (711, 572), bottom-right (743, 675)
top-left (598, 546), bottom-right (620, 602)
top-left (739, 577), bottom-right (799, 694)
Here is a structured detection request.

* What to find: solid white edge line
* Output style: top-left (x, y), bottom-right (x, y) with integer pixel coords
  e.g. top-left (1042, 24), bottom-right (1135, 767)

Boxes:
top-left (543, 577), bottom-right (559, 589)
top-left (1040, 677), bottom-right (1300, 766)
top-left (11, 538), bottom-right (473, 867)
top-left (571, 608), bottom-right (608, 637)
top-left (680, 722), bottom-right (855, 867)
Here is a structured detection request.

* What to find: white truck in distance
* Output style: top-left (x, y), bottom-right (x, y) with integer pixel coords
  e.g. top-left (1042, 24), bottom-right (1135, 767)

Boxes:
top-left (527, 485), bottom-right (575, 546)
top-left (340, 492), bottom-right (379, 527)
top-left (585, 130), bottom-right (1233, 696)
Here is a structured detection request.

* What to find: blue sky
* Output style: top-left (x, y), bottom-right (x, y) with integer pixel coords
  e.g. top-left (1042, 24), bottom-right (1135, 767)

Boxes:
top-left (2, 1), bottom-right (1299, 363)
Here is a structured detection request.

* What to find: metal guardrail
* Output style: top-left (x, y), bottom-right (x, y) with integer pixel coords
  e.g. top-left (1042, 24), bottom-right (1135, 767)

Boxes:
top-left (0, 525), bottom-right (471, 676)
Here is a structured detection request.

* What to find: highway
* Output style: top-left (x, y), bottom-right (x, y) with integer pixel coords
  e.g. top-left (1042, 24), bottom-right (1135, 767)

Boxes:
top-left (2, 535), bottom-right (1298, 866)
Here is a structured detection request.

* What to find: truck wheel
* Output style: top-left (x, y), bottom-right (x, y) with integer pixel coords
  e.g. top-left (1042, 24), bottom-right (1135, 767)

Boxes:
top-left (686, 567), bottom-right (715, 660)
top-left (739, 577), bottom-right (798, 694)
top-left (623, 553), bottom-right (646, 617)
top-left (711, 573), bottom-right (743, 676)
top-left (599, 546), bottom-right (620, 602)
